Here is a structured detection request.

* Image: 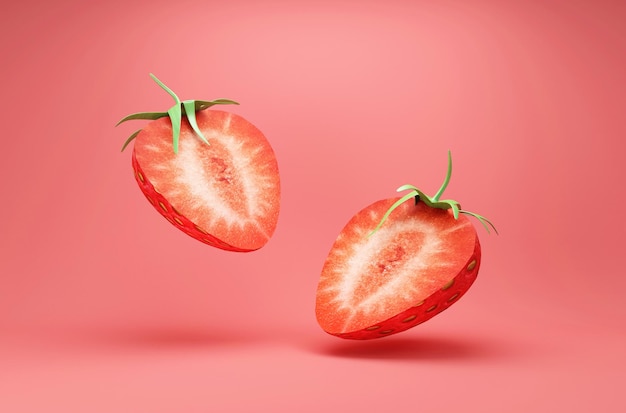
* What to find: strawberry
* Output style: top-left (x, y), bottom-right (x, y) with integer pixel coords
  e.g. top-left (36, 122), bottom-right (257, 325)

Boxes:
top-left (117, 74), bottom-right (280, 252)
top-left (315, 152), bottom-right (496, 339)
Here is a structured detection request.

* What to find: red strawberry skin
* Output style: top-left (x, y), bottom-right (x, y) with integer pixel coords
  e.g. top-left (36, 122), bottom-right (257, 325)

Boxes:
top-left (131, 109), bottom-right (280, 252)
top-left (315, 198), bottom-right (481, 339)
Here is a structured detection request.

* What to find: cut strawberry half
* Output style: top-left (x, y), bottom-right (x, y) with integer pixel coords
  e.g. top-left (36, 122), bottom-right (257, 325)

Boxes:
top-left (118, 74), bottom-right (280, 252)
top-left (315, 152), bottom-right (496, 339)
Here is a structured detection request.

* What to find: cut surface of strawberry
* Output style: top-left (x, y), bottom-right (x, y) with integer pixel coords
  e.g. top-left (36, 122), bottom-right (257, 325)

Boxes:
top-left (316, 199), bottom-right (479, 338)
top-left (315, 151), bottom-right (495, 339)
top-left (133, 110), bottom-right (280, 251)
top-left (119, 74), bottom-right (280, 251)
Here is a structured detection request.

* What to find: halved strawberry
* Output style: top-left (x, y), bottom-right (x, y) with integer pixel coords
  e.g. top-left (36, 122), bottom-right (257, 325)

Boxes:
top-left (315, 152), bottom-right (496, 339)
top-left (118, 74), bottom-right (280, 252)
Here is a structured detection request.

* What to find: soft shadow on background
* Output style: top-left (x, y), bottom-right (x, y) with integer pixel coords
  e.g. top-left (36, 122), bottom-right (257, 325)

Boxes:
top-left (85, 326), bottom-right (272, 350)
top-left (302, 331), bottom-right (525, 362)
top-left (0, 324), bottom-right (275, 357)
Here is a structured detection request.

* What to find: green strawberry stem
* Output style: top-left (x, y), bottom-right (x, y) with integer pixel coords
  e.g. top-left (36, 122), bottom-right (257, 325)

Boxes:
top-left (369, 151), bottom-right (498, 236)
top-left (432, 150), bottom-right (453, 202)
top-left (116, 73), bottom-right (239, 153)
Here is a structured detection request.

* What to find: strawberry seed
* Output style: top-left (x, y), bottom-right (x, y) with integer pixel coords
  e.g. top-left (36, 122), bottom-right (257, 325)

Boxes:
top-left (447, 293), bottom-right (460, 302)
top-left (441, 278), bottom-right (455, 290)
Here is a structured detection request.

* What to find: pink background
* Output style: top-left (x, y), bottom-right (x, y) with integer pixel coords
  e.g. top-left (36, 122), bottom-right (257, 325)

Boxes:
top-left (1, 0), bottom-right (625, 411)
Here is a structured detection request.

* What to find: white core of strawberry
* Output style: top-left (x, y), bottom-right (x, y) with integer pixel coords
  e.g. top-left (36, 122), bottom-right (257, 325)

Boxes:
top-left (173, 137), bottom-right (242, 225)
top-left (157, 118), bottom-right (276, 238)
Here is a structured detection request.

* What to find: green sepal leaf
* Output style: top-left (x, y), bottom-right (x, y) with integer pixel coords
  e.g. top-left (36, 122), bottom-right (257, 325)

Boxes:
top-left (116, 112), bottom-right (168, 126)
top-left (396, 184), bottom-right (418, 192)
top-left (447, 201), bottom-right (460, 219)
top-left (121, 129), bottom-right (142, 152)
top-left (460, 211), bottom-right (499, 234)
top-left (195, 99), bottom-right (240, 110)
top-left (410, 188), bottom-right (434, 207)
top-left (182, 100), bottom-right (208, 145)
top-left (168, 104), bottom-right (183, 154)
top-left (368, 190), bottom-right (418, 237)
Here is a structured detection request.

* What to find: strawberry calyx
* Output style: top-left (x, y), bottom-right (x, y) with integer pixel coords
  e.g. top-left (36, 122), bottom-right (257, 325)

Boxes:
top-left (117, 73), bottom-right (239, 153)
top-left (369, 151), bottom-right (498, 236)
